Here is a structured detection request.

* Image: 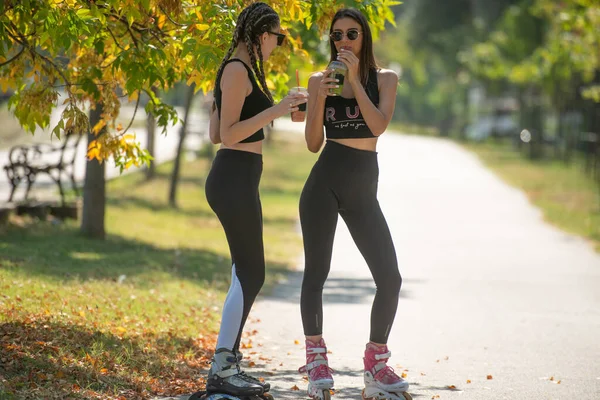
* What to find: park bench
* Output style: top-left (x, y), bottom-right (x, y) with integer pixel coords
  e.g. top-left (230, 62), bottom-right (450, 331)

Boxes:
top-left (3, 132), bottom-right (83, 208)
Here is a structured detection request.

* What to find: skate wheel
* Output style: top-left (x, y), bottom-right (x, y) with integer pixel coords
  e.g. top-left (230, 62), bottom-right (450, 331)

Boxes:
top-left (402, 393), bottom-right (412, 400)
top-left (194, 392), bottom-right (242, 400)
top-left (188, 391), bottom-right (206, 400)
top-left (321, 389), bottom-right (331, 400)
top-left (260, 393), bottom-right (274, 400)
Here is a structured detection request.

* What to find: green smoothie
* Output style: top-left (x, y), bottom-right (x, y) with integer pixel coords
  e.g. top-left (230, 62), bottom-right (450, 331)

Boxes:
top-left (328, 60), bottom-right (347, 96)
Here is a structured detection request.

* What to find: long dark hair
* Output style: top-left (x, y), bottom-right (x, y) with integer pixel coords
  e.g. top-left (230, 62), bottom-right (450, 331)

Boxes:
top-left (329, 8), bottom-right (378, 87)
top-left (214, 2), bottom-right (279, 105)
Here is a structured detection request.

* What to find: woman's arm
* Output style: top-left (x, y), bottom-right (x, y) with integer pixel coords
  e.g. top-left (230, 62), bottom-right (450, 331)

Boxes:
top-left (337, 50), bottom-right (398, 136)
top-left (219, 62), bottom-right (307, 147)
top-left (350, 69), bottom-right (398, 136)
top-left (208, 102), bottom-right (221, 144)
top-left (304, 70), bottom-right (338, 153)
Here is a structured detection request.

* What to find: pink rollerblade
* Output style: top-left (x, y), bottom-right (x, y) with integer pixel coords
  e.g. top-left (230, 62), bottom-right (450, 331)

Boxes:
top-left (298, 338), bottom-right (334, 400)
top-left (362, 343), bottom-right (411, 400)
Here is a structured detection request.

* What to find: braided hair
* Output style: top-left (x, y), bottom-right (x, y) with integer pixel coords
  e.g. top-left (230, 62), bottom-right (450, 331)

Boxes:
top-left (214, 2), bottom-right (279, 105)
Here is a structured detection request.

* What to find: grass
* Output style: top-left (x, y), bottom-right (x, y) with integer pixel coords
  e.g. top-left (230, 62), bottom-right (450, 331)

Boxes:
top-left (463, 140), bottom-right (600, 251)
top-left (0, 135), bottom-right (317, 399)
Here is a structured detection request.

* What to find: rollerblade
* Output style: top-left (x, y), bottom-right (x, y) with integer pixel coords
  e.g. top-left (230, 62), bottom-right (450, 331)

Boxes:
top-left (234, 349), bottom-right (271, 393)
top-left (188, 348), bottom-right (274, 400)
top-left (362, 343), bottom-right (411, 400)
top-left (298, 338), bottom-right (334, 400)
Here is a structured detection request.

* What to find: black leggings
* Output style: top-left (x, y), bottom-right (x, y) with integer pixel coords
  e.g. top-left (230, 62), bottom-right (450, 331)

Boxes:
top-left (299, 141), bottom-right (402, 344)
top-left (205, 149), bottom-right (265, 352)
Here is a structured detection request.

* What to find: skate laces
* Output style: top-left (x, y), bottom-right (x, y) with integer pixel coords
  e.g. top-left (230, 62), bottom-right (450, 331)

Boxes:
top-left (310, 363), bottom-right (334, 381)
top-left (239, 370), bottom-right (261, 384)
top-left (374, 364), bottom-right (404, 385)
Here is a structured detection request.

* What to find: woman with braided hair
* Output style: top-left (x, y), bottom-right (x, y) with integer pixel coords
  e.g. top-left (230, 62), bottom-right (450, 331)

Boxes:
top-left (202, 2), bottom-right (307, 398)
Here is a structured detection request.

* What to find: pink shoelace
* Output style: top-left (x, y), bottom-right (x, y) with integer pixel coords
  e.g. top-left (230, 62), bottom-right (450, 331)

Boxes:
top-left (309, 363), bottom-right (334, 381)
top-left (374, 365), bottom-right (403, 385)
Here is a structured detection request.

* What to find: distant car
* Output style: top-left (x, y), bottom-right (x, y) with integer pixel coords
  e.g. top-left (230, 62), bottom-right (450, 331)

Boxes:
top-left (466, 112), bottom-right (518, 141)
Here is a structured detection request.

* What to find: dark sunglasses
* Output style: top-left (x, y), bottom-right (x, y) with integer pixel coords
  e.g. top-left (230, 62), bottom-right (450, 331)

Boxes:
top-left (330, 29), bottom-right (362, 42)
top-left (268, 31), bottom-right (286, 46)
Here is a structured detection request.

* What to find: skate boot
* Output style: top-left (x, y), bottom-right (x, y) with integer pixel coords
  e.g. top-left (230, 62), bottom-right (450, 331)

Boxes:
top-left (298, 338), bottom-right (334, 400)
top-left (362, 343), bottom-right (411, 400)
top-left (206, 348), bottom-right (264, 397)
top-left (233, 349), bottom-right (271, 393)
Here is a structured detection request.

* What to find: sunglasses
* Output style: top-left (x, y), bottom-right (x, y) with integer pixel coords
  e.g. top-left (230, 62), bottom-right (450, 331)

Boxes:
top-left (329, 29), bottom-right (362, 42)
top-left (268, 31), bottom-right (286, 46)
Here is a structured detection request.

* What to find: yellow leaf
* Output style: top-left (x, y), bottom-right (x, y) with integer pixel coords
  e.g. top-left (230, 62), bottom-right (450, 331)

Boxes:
top-left (79, 310), bottom-right (86, 318)
top-left (196, 23), bottom-right (210, 31)
top-left (158, 14), bottom-right (166, 29)
top-left (294, 340), bottom-right (299, 345)
top-left (92, 120), bottom-right (106, 135)
top-left (100, 368), bottom-right (109, 374)
top-left (87, 147), bottom-right (100, 161)
top-left (195, 9), bottom-right (203, 22)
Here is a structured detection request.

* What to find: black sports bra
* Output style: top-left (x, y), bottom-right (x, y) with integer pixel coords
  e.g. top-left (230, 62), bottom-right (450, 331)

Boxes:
top-left (214, 59), bottom-right (272, 143)
top-left (324, 68), bottom-right (379, 139)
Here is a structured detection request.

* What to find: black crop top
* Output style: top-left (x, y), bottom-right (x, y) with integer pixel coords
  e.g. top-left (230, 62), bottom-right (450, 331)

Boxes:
top-left (324, 68), bottom-right (379, 139)
top-left (214, 59), bottom-right (272, 143)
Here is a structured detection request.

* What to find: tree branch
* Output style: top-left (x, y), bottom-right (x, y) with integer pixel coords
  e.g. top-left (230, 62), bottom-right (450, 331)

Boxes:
top-left (121, 91), bottom-right (141, 136)
top-left (0, 46), bottom-right (25, 67)
top-left (106, 26), bottom-right (126, 51)
top-left (159, 7), bottom-right (188, 27)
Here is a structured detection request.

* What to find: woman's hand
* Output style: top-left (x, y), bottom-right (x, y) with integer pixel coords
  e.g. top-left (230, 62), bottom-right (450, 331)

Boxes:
top-left (275, 92), bottom-right (308, 117)
top-left (336, 49), bottom-right (360, 85)
top-left (317, 69), bottom-right (339, 98)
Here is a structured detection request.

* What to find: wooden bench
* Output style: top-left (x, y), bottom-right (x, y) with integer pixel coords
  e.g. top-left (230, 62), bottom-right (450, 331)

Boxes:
top-left (3, 132), bottom-right (83, 207)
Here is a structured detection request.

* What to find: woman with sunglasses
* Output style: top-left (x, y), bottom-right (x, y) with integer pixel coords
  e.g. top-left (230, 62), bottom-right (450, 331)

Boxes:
top-left (198, 3), bottom-right (307, 400)
top-left (298, 8), bottom-right (410, 400)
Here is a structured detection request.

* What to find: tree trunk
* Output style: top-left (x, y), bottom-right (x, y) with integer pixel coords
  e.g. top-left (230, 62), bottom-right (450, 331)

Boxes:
top-left (168, 84), bottom-right (195, 208)
top-left (145, 88), bottom-right (158, 180)
top-left (458, 85), bottom-right (469, 141)
top-left (555, 108), bottom-right (564, 160)
top-left (528, 87), bottom-right (544, 160)
top-left (81, 103), bottom-right (106, 239)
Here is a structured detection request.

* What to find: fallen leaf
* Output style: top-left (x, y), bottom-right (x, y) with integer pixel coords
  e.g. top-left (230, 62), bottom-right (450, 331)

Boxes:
top-left (291, 385), bottom-right (300, 391)
top-left (487, 375), bottom-right (493, 380)
top-left (466, 379), bottom-right (471, 384)
top-left (448, 385), bottom-right (456, 390)
top-left (294, 339), bottom-right (300, 345)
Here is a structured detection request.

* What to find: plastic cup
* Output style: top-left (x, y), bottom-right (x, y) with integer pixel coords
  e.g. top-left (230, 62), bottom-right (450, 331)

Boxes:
top-left (288, 87), bottom-right (308, 122)
top-left (327, 60), bottom-right (347, 96)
